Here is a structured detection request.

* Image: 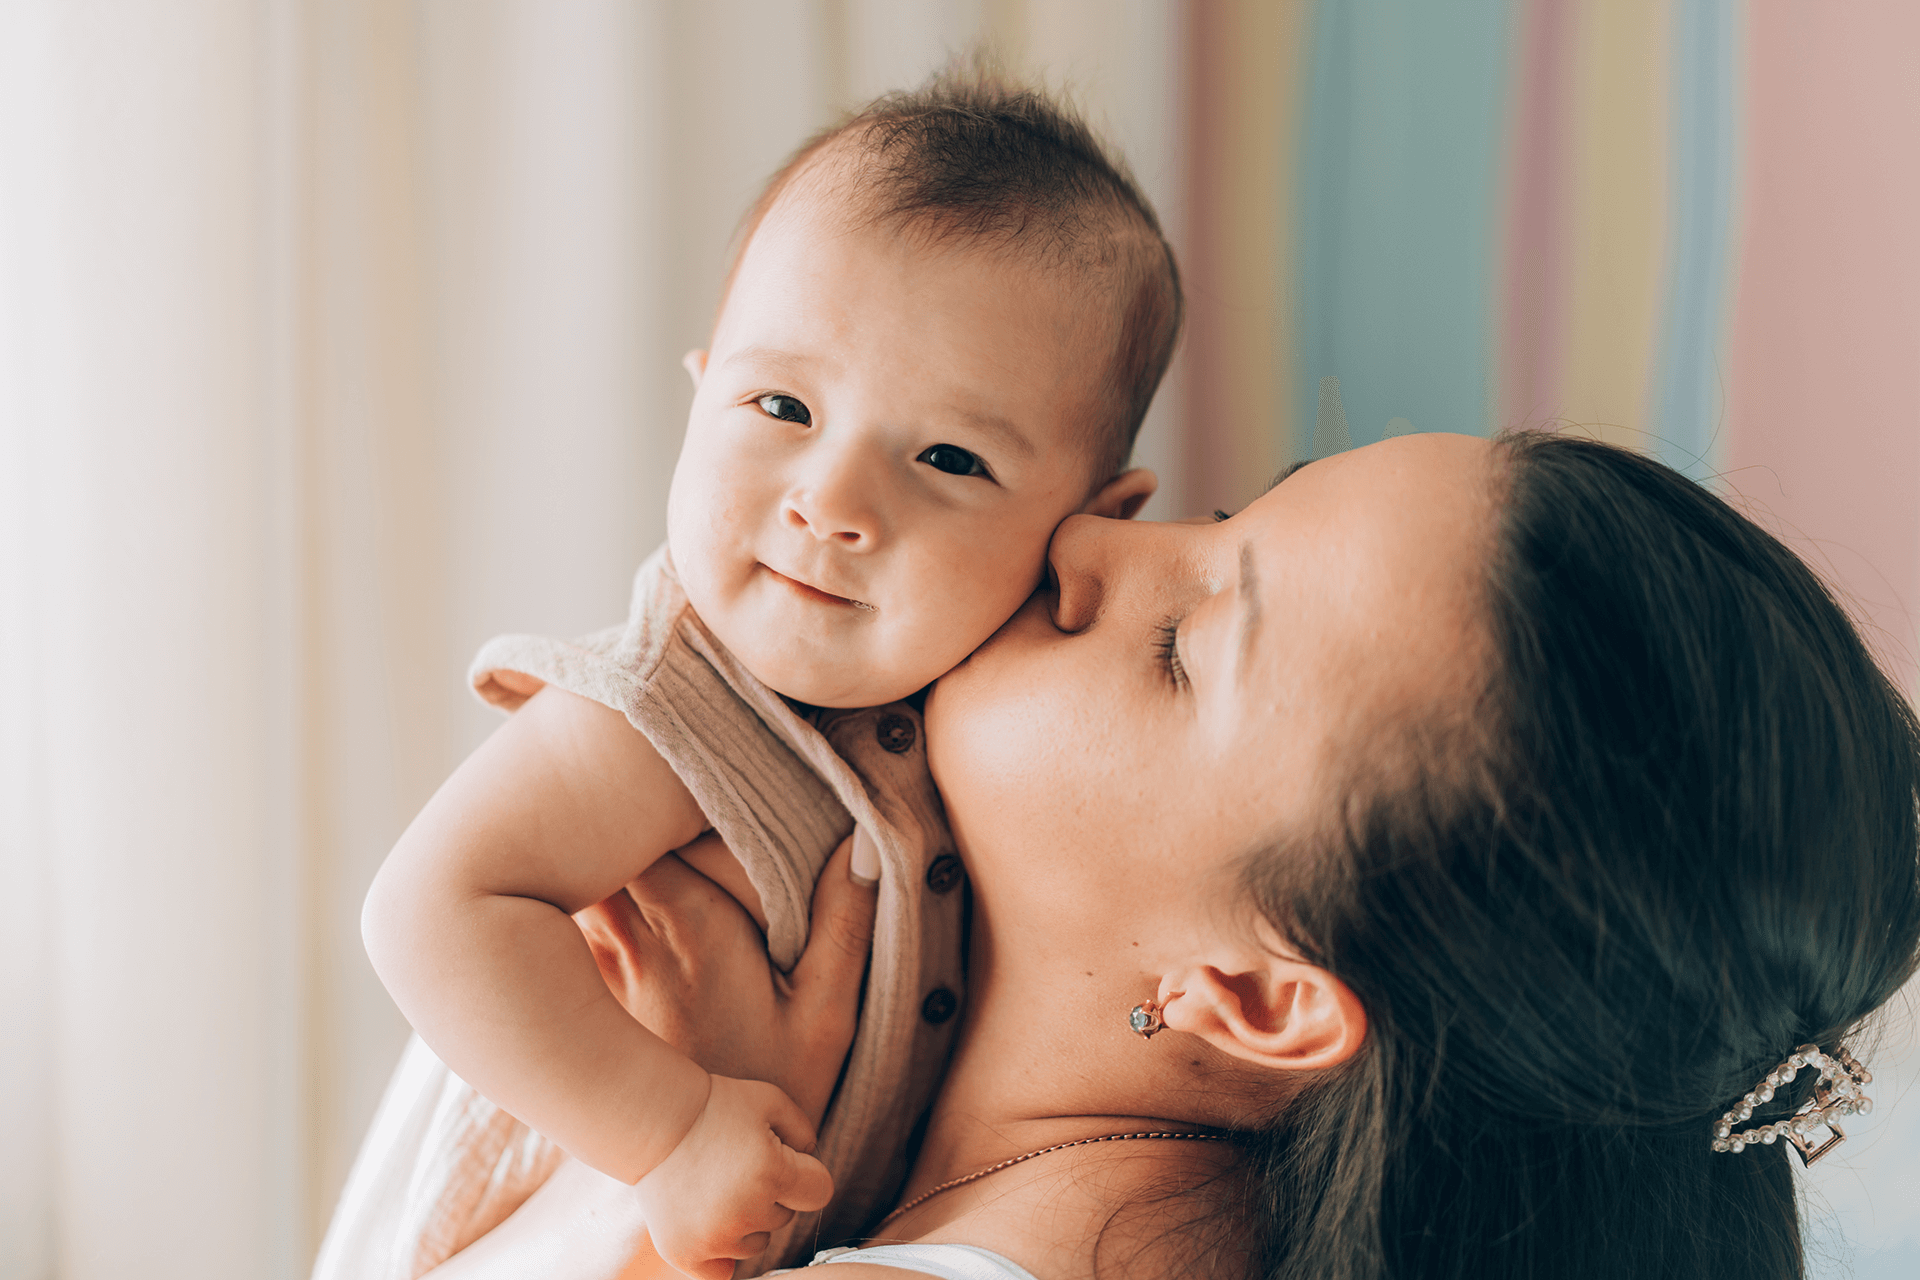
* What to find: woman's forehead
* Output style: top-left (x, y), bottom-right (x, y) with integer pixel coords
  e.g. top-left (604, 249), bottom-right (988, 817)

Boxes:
top-left (1249, 434), bottom-right (1496, 575)
top-left (1235, 434), bottom-right (1497, 730)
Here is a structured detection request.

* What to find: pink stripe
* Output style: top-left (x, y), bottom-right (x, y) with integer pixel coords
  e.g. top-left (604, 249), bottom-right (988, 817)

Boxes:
top-left (1724, 1), bottom-right (1920, 691)
top-left (1180, 0), bottom-right (1239, 516)
top-left (1499, 0), bottom-right (1576, 429)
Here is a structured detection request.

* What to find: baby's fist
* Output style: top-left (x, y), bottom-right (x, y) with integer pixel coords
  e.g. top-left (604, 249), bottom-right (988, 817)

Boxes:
top-left (637, 1075), bottom-right (834, 1280)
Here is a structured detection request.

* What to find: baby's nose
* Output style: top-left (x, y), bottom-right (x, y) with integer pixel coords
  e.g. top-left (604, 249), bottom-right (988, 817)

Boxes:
top-left (784, 454), bottom-right (881, 547)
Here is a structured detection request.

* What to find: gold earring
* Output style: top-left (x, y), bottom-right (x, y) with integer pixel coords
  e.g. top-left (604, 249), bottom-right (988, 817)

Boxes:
top-left (1128, 1000), bottom-right (1165, 1039)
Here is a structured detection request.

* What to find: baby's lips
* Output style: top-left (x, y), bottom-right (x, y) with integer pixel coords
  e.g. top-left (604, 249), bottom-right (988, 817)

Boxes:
top-left (850, 826), bottom-right (881, 886)
top-left (765, 562), bottom-right (876, 611)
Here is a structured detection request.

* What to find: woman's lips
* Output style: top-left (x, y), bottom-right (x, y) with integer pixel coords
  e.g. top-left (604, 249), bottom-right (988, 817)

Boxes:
top-left (761, 564), bottom-right (875, 612)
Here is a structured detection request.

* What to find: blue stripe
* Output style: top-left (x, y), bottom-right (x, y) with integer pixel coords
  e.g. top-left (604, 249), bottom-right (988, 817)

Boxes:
top-left (1291, 0), bottom-right (1513, 460)
top-left (1648, 0), bottom-right (1744, 480)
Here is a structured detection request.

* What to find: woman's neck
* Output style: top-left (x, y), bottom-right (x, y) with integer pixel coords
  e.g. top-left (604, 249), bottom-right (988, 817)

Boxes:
top-left (870, 1130), bottom-right (1241, 1279)
top-left (866, 899), bottom-right (1251, 1273)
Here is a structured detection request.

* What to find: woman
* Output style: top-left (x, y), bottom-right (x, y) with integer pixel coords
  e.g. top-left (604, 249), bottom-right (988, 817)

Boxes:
top-left (432, 431), bottom-right (1920, 1280)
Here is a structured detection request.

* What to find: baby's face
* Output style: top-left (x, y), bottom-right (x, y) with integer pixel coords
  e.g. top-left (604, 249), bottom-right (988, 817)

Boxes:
top-left (667, 185), bottom-right (1138, 708)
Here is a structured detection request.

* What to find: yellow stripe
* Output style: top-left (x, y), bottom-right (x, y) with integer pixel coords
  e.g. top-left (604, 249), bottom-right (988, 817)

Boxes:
top-left (1179, 0), bottom-right (1309, 512)
top-left (1221, 0), bottom-right (1304, 504)
top-left (1558, 0), bottom-right (1669, 451)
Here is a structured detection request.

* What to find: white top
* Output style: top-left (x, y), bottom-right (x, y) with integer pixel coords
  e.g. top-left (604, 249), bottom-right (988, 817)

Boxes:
top-left (800, 1243), bottom-right (1044, 1280)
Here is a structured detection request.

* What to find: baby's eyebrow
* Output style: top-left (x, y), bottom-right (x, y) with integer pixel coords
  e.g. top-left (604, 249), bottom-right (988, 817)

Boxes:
top-left (722, 345), bottom-right (838, 381)
top-left (950, 407), bottom-right (1035, 461)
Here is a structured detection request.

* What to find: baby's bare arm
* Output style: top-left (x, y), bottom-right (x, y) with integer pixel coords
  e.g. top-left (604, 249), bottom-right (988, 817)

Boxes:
top-left (362, 685), bottom-right (713, 1182)
top-left (426, 835), bottom-right (877, 1280)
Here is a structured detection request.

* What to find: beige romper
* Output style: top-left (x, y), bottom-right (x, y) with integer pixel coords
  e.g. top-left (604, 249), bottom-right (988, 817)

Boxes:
top-left (310, 547), bottom-right (968, 1279)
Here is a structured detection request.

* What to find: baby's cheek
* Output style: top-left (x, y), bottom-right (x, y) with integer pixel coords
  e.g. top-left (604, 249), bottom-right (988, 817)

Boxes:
top-left (946, 547), bottom-right (1046, 624)
top-left (900, 588), bottom-right (1030, 689)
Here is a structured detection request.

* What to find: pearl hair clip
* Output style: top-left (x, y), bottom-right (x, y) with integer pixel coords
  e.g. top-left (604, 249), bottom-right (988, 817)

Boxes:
top-left (1710, 1044), bottom-right (1873, 1166)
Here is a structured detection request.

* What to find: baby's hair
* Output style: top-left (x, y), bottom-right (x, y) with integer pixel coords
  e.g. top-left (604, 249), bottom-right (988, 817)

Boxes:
top-left (723, 63), bottom-right (1182, 484)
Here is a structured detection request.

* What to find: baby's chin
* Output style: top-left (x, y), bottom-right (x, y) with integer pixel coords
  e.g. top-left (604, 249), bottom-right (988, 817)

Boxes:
top-left (742, 644), bottom-right (935, 710)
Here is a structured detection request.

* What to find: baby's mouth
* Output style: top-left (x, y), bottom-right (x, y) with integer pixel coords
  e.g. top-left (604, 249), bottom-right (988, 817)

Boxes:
top-left (762, 564), bottom-right (876, 612)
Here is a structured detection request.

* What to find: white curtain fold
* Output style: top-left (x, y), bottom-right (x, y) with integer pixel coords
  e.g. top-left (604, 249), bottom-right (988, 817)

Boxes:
top-left (0, 3), bottom-right (1182, 1276)
top-left (1, 3), bottom-right (302, 1274)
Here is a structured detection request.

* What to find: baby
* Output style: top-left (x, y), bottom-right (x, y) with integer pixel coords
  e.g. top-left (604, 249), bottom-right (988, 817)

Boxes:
top-left (359, 73), bottom-right (1179, 1279)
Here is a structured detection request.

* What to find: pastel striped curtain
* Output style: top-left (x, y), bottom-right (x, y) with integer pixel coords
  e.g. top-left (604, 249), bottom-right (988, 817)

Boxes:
top-left (1183, 0), bottom-right (1752, 475)
top-left (1180, 1), bottom-right (1920, 697)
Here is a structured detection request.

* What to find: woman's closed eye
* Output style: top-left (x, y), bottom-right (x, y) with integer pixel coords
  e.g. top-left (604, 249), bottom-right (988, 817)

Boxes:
top-left (1154, 617), bottom-right (1189, 691)
top-left (918, 443), bottom-right (990, 479)
top-left (756, 393), bottom-right (811, 425)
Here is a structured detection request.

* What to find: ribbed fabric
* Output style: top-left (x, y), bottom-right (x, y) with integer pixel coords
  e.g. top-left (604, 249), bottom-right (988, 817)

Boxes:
top-left (311, 545), bottom-right (966, 1278)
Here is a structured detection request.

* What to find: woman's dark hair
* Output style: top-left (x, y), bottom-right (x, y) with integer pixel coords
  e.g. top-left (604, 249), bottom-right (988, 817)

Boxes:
top-left (1239, 432), bottom-right (1920, 1280)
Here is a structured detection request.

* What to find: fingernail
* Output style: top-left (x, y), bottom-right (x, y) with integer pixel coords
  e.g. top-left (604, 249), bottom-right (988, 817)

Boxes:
top-left (850, 826), bottom-right (880, 887)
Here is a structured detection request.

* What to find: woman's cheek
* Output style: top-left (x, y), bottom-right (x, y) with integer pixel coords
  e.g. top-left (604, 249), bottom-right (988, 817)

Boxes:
top-left (927, 683), bottom-right (1056, 851)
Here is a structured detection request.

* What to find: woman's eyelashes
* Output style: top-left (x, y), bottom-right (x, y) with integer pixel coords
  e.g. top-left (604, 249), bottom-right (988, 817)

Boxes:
top-left (755, 393), bottom-right (811, 425)
top-left (917, 443), bottom-right (990, 479)
top-left (1153, 617), bottom-right (1189, 691)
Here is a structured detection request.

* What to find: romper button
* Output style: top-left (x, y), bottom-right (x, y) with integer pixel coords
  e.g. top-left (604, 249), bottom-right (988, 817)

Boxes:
top-left (876, 714), bottom-right (916, 754)
top-left (921, 987), bottom-right (958, 1025)
top-left (925, 854), bottom-right (964, 894)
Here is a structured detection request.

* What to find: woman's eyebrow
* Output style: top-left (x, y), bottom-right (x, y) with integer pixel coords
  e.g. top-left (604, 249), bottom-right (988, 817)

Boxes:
top-left (1235, 540), bottom-right (1263, 681)
top-left (1267, 458), bottom-right (1315, 491)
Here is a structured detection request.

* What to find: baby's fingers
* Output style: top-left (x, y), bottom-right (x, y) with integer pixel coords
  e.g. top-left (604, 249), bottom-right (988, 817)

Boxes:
top-left (676, 1256), bottom-right (737, 1280)
top-left (755, 1078), bottom-right (819, 1157)
top-left (750, 1079), bottom-right (832, 1212)
top-left (776, 1146), bottom-right (834, 1214)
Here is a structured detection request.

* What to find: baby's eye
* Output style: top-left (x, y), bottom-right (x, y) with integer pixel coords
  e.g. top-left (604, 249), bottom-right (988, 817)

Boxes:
top-left (918, 444), bottom-right (987, 478)
top-left (756, 394), bottom-right (811, 425)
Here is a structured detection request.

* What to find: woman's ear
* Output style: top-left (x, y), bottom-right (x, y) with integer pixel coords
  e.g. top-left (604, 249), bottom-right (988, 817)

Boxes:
top-left (1081, 467), bottom-right (1156, 520)
top-left (1159, 959), bottom-right (1366, 1073)
top-left (682, 349), bottom-right (709, 388)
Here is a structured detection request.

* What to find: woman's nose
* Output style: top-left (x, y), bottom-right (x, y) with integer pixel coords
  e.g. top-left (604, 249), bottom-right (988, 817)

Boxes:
top-left (783, 442), bottom-right (882, 548)
top-left (1047, 512), bottom-right (1129, 633)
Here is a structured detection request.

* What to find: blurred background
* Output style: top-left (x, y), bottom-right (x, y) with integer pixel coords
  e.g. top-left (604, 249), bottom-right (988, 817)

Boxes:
top-left (1, 1), bottom-right (1916, 1276)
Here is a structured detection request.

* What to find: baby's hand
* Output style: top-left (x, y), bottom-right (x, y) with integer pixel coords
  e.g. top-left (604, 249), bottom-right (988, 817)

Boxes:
top-left (636, 1074), bottom-right (833, 1280)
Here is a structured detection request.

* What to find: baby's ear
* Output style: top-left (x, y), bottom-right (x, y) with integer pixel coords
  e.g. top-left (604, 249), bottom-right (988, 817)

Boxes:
top-left (1082, 467), bottom-right (1156, 520)
top-left (682, 349), bottom-right (709, 388)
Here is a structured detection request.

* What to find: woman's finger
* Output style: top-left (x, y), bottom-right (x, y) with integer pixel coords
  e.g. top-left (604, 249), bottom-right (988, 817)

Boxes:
top-left (789, 830), bottom-right (879, 997)
top-left (575, 852), bottom-right (710, 982)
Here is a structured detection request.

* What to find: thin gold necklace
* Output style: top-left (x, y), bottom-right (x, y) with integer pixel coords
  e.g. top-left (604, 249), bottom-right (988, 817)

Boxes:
top-left (874, 1130), bottom-right (1234, 1229)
